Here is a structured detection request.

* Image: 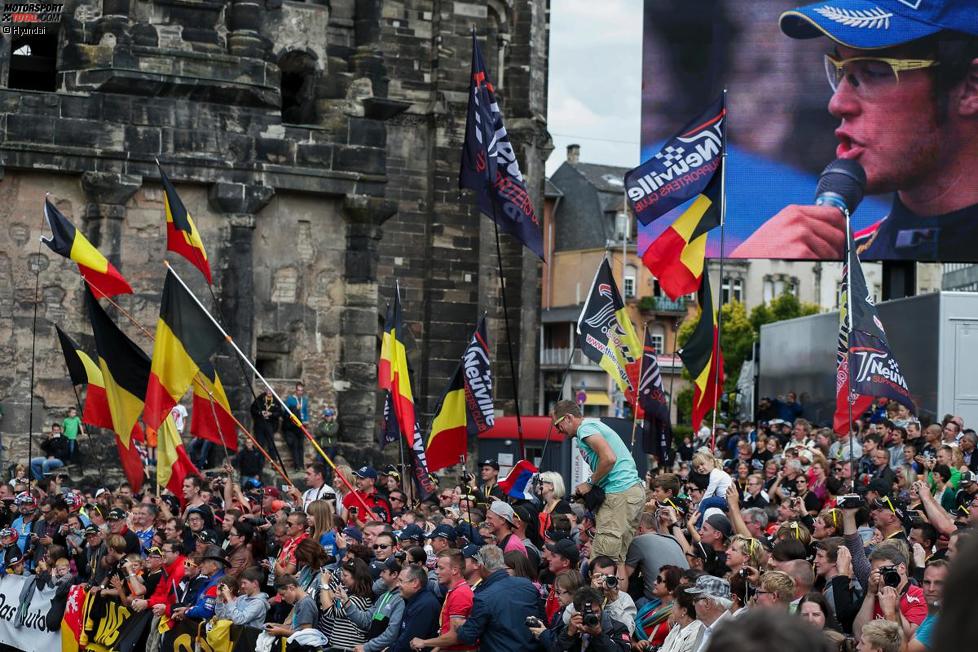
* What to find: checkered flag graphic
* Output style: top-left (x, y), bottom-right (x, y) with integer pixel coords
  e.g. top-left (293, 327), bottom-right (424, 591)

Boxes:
top-left (654, 145), bottom-right (685, 166)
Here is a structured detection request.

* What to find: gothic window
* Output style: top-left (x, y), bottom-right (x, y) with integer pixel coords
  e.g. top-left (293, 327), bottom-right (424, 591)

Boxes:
top-left (7, 27), bottom-right (59, 91)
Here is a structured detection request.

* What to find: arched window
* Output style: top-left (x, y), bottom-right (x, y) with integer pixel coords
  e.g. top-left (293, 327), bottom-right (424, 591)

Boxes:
top-left (279, 50), bottom-right (317, 124)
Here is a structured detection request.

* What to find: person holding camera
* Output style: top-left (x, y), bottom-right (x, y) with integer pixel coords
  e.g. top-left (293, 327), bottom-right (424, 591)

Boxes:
top-left (583, 556), bottom-right (636, 636)
top-left (555, 586), bottom-right (631, 651)
top-left (852, 542), bottom-right (927, 641)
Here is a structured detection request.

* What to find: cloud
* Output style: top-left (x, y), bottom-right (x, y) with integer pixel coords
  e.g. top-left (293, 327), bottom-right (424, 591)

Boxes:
top-left (546, 0), bottom-right (643, 175)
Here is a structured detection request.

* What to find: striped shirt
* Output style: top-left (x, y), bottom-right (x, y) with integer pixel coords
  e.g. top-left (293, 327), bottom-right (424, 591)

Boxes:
top-left (317, 594), bottom-right (372, 650)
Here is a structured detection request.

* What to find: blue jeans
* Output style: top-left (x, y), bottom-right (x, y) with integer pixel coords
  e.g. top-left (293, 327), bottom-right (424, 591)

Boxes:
top-left (30, 457), bottom-right (64, 481)
top-left (188, 438), bottom-right (213, 470)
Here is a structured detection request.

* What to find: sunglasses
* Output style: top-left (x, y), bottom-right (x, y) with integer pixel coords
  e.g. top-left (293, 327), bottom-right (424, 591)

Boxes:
top-left (373, 544), bottom-right (391, 550)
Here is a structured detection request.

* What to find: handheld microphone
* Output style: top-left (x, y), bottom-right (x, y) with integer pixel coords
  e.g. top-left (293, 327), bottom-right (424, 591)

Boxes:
top-left (814, 159), bottom-right (866, 215)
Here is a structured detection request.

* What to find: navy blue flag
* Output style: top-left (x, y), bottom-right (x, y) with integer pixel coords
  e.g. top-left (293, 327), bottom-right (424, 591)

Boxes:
top-left (638, 330), bottom-right (673, 466)
top-left (379, 391), bottom-right (400, 448)
top-left (459, 32), bottom-right (544, 259)
top-left (625, 95), bottom-right (725, 226)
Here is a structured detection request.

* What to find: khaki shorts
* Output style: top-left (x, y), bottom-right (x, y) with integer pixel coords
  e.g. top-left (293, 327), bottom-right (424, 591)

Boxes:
top-left (590, 482), bottom-right (645, 564)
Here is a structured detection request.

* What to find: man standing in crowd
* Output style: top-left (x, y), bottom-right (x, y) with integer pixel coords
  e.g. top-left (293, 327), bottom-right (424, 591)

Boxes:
top-left (478, 459), bottom-right (504, 501)
top-left (282, 382), bottom-right (309, 471)
top-left (909, 560), bottom-right (949, 651)
top-left (344, 467), bottom-right (391, 525)
top-left (551, 400), bottom-right (644, 565)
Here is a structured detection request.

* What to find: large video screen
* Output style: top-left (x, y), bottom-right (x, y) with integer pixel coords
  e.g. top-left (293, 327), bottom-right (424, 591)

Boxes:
top-left (639, 0), bottom-right (978, 262)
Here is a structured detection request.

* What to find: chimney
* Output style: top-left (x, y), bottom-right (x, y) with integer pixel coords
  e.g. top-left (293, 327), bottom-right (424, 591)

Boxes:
top-left (566, 144), bottom-right (580, 164)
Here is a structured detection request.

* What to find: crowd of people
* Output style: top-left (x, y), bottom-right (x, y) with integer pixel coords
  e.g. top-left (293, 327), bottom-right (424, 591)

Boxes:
top-left (5, 395), bottom-right (978, 652)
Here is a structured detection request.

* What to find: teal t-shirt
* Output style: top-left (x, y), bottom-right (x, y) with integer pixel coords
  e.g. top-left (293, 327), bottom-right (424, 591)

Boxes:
top-left (576, 418), bottom-right (641, 493)
top-left (62, 416), bottom-right (81, 440)
top-left (913, 613), bottom-right (937, 648)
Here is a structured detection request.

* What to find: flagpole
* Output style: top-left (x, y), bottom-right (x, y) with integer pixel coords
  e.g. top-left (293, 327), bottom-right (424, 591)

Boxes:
top-left (630, 322), bottom-right (647, 449)
top-left (540, 344), bottom-right (576, 464)
top-left (205, 393), bottom-right (234, 475)
top-left (491, 218), bottom-right (527, 460)
top-left (84, 278), bottom-right (299, 492)
top-left (163, 262), bottom-right (372, 512)
top-left (709, 88), bottom-right (729, 454)
top-left (27, 204), bottom-right (48, 480)
top-left (845, 208), bottom-right (855, 486)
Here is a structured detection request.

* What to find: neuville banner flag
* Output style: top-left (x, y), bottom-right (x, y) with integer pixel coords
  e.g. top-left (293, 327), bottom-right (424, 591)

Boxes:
top-left (427, 317), bottom-right (494, 472)
top-left (627, 96), bottom-right (725, 300)
top-left (577, 259), bottom-right (642, 394)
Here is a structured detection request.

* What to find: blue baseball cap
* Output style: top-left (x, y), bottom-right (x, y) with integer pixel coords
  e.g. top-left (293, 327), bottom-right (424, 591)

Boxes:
top-left (353, 466), bottom-right (378, 480)
top-left (427, 524), bottom-right (457, 541)
top-left (397, 523), bottom-right (425, 543)
top-left (780, 0), bottom-right (978, 49)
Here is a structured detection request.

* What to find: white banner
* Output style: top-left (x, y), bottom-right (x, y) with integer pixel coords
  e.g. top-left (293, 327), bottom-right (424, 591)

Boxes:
top-left (570, 436), bottom-right (593, 489)
top-left (0, 574), bottom-right (61, 651)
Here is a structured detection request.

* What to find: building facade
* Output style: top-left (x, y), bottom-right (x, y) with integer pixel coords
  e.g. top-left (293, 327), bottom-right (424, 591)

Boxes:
top-left (0, 0), bottom-right (550, 475)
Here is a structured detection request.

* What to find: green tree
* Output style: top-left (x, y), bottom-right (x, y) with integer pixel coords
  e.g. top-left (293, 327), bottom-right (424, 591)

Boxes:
top-left (674, 290), bottom-right (820, 424)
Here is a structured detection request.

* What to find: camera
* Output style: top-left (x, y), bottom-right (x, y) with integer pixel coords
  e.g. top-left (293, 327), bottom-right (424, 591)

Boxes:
top-left (879, 565), bottom-right (901, 588)
top-left (525, 616), bottom-right (544, 628)
top-left (837, 494), bottom-right (865, 509)
top-left (603, 575), bottom-right (618, 589)
top-left (582, 601), bottom-right (599, 627)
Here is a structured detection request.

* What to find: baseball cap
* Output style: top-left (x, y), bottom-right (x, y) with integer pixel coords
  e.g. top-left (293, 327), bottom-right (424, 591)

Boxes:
top-left (398, 523), bottom-right (425, 543)
top-left (95, 488), bottom-right (110, 498)
top-left (780, 0), bottom-right (978, 50)
top-left (454, 522), bottom-right (484, 546)
top-left (461, 544), bottom-right (482, 561)
top-left (428, 524), bottom-right (457, 541)
top-left (960, 471), bottom-right (975, 486)
top-left (261, 487), bottom-right (282, 499)
top-left (488, 500), bottom-right (516, 525)
top-left (685, 574), bottom-right (732, 601)
top-left (544, 538), bottom-right (581, 564)
top-left (147, 546), bottom-right (164, 557)
top-left (195, 530), bottom-right (218, 545)
top-left (705, 514), bottom-right (733, 539)
top-left (354, 466), bottom-right (378, 480)
top-left (342, 526), bottom-right (363, 543)
top-left (107, 508), bottom-right (127, 521)
top-left (479, 458), bottom-right (499, 471)
top-left (84, 526), bottom-right (100, 537)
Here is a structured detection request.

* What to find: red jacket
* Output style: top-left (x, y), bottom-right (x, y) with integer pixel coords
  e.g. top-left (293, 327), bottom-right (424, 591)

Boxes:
top-left (148, 555), bottom-right (186, 614)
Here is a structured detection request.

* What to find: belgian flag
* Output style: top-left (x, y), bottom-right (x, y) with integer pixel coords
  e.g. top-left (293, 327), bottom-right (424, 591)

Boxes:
top-left (189, 361), bottom-right (238, 451)
top-left (55, 326), bottom-right (113, 430)
top-left (159, 163), bottom-right (212, 284)
top-left (378, 292), bottom-right (417, 439)
top-left (42, 199), bottom-right (133, 298)
top-left (678, 272), bottom-right (724, 431)
top-left (157, 414), bottom-right (199, 502)
top-left (85, 290), bottom-right (148, 491)
top-left (427, 366), bottom-right (467, 472)
top-left (427, 317), bottom-right (493, 472)
top-left (144, 270), bottom-right (225, 432)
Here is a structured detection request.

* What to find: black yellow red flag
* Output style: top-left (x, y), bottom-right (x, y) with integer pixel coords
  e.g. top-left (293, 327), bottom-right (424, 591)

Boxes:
top-left (85, 289), bottom-right (148, 491)
top-left (678, 272), bottom-right (724, 431)
top-left (144, 269), bottom-right (224, 431)
top-left (189, 361), bottom-right (238, 451)
top-left (55, 326), bottom-right (113, 430)
top-left (577, 259), bottom-right (642, 394)
top-left (42, 199), bottom-right (133, 298)
top-left (427, 317), bottom-right (493, 472)
top-left (159, 163), bottom-right (212, 284)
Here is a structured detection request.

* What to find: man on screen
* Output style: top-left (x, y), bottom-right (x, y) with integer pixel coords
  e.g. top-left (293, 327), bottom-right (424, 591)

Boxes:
top-left (731, 0), bottom-right (978, 261)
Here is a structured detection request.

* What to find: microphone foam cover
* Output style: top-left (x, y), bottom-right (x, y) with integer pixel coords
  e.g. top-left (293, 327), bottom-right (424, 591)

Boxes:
top-left (815, 159), bottom-right (867, 214)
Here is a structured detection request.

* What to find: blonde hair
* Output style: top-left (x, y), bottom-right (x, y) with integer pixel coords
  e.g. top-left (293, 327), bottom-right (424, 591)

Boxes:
top-left (759, 570), bottom-right (795, 604)
top-left (729, 534), bottom-right (764, 569)
top-left (861, 620), bottom-right (903, 652)
top-left (776, 521), bottom-right (812, 546)
top-left (538, 472), bottom-right (565, 499)
top-left (334, 464), bottom-right (355, 489)
top-left (692, 452), bottom-right (716, 471)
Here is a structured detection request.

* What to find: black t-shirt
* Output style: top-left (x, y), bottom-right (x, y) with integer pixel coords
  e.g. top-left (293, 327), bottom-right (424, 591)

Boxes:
top-left (857, 196), bottom-right (978, 262)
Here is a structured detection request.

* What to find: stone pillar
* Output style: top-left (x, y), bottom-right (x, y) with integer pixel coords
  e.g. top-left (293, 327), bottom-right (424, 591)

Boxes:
top-left (337, 194), bottom-right (395, 449)
top-left (80, 172), bottom-right (142, 272)
top-left (228, 0), bottom-right (270, 59)
top-left (208, 182), bottom-right (274, 410)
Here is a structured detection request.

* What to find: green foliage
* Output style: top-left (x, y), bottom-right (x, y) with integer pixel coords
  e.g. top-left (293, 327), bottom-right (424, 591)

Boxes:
top-left (637, 296), bottom-right (655, 312)
top-left (672, 290), bottom-right (821, 425)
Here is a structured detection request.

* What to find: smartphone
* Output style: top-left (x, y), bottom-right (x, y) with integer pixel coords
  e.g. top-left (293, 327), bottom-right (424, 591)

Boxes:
top-left (280, 485), bottom-right (289, 493)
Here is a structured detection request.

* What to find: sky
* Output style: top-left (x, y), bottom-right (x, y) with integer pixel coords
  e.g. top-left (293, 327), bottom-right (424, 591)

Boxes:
top-left (546, 0), bottom-right (644, 176)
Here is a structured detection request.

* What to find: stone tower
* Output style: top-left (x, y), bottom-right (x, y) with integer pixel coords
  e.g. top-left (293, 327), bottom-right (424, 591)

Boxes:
top-left (0, 0), bottom-right (549, 474)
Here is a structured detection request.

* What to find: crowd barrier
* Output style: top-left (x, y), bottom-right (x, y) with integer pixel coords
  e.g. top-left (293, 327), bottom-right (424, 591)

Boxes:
top-left (0, 576), bottom-right (261, 652)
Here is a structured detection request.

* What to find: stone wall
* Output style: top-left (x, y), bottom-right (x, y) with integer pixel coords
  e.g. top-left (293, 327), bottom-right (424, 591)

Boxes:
top-left (0, 0), bottom-right (550, 482)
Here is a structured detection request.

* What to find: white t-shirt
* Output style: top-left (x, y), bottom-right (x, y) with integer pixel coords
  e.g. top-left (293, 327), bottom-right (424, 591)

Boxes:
top-left (171, 404), bottom-right (189, 434)
top-left (302, 485), bottom-right (336, 512)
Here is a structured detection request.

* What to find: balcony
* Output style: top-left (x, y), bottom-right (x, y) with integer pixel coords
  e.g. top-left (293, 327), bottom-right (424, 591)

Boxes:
top-left (540, 347), bottom-right (598, 369)
top-left (638, 295), bottom-right (687, 315)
